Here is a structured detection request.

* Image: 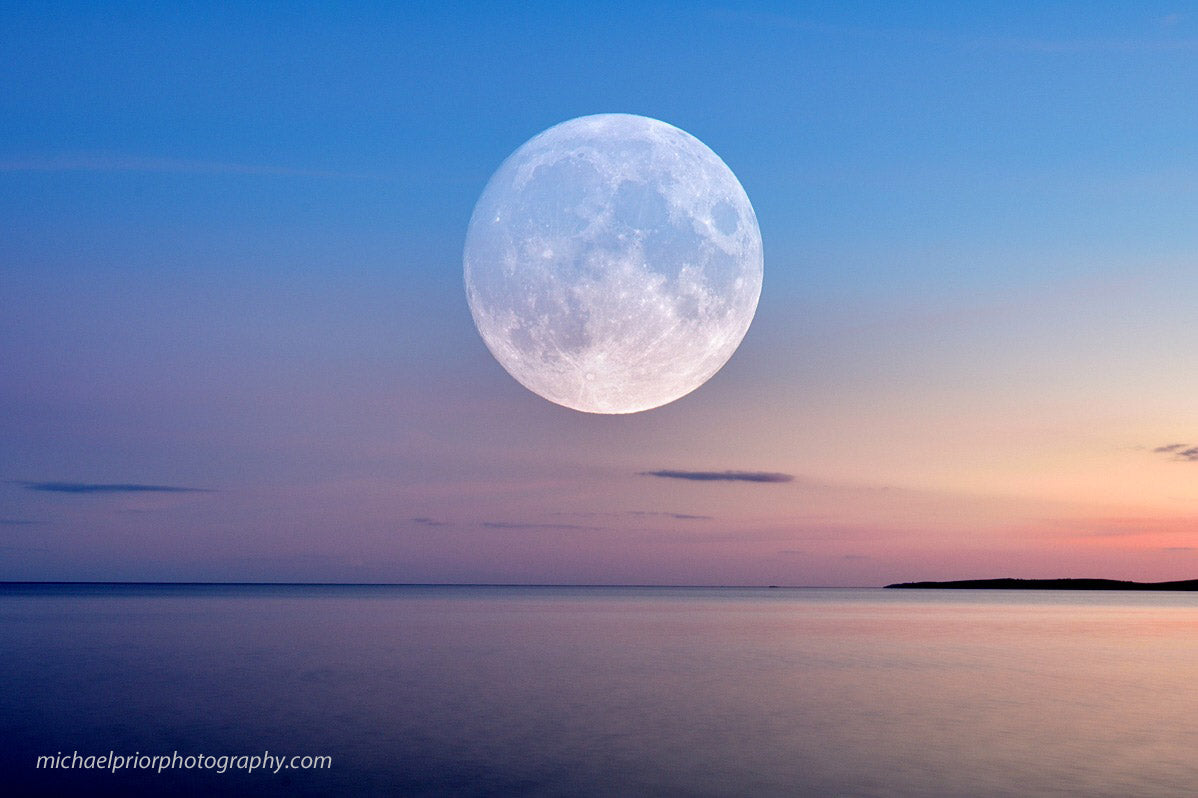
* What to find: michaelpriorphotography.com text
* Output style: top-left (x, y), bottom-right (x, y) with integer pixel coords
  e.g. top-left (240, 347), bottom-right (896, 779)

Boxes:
top-left (36, 750), bottom-right (331, 776)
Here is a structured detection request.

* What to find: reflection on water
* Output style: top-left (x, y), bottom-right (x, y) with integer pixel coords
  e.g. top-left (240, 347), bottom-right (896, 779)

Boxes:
top-left (2, 585), bottom-right (1197, 796)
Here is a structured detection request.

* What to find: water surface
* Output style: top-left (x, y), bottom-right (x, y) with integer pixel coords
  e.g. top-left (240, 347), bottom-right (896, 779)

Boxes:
top-left (3, 584), bottom-right (1196, 796)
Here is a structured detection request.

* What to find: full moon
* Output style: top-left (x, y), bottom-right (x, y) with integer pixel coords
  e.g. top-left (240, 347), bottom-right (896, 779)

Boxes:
top-left (463, 113), bottom-right (763, 414)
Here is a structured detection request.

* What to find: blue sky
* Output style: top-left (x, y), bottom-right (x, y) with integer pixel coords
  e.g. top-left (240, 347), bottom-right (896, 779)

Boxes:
top-left (3, 2), bottom-right (1198, 584)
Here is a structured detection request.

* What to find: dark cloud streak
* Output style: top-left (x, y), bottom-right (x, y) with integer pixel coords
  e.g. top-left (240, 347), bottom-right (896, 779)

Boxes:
top-left (481, 521), bottom-right (608, 531)
top-left (15, 481), bottom-right (212, 494)
top-left (1152, 444), bottom-right (1198, 462)
top-left (555, 510), bottom-right (713, 521)
top-left (625, 511), bottom-right (713, 520)
top-left (641, 470), bottom-right (794, 484)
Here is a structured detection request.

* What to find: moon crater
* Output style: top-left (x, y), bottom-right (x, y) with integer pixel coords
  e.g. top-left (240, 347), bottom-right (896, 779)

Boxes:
top-left (464, 113), bottom-right (763, 414)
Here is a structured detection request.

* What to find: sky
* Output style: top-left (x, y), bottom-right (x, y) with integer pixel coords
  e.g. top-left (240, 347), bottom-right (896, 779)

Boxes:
top-left (3, 1), bottom-right (1198, 585)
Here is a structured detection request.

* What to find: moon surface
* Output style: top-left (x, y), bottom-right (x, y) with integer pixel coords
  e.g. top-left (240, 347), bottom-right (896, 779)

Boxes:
top-left (464, 113), bottom-right (763, 414)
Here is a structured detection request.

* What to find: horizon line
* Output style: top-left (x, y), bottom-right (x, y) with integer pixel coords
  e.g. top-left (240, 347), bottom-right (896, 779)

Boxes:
top-left (0, 580), bottom-right (875, 589)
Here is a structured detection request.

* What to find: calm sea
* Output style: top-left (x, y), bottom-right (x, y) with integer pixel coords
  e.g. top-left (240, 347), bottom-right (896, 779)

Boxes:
top-left (2, 584), bottom-right (1196, 797)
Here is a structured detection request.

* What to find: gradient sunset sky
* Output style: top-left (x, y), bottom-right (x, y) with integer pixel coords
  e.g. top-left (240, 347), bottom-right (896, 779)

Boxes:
top-left (3, 2), bottom-right (1198, 585)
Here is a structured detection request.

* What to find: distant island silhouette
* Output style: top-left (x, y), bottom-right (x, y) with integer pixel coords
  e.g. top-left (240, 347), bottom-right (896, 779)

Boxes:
top-left (886, 578), bottom-right (1198, 591)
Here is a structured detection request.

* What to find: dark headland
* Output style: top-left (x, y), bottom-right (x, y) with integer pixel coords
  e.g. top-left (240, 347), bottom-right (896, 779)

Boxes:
top-left (886, 578), bottom-right (1198, 590)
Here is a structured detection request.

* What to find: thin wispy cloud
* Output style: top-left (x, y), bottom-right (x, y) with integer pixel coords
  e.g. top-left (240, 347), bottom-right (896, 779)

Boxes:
top-left (1069, 515), bottom-right (1198, 540)
top-left (559, 510), bottom-right (713, 521)
top-left (410, 517), bottom-right (448, 527)
top-left (1152, 444), bottom-right (1198, 461)
top-left (0, 518), bottom-right (37, 526)
top-left (481, 521), bottom-right (608, 531)
top-left (15, 481), bottom-right (212, 494)
top-left (967, 35), bottom-right (1198, 54)
top-left (710, 6), bottom-right (1198, 54)
top-left (0, 153), bottom-right (378, 180)
top-left (626, 510), bottom-right (713, 520)
top-left (641, 470), bottom-right (795, 484)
